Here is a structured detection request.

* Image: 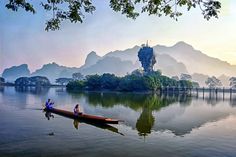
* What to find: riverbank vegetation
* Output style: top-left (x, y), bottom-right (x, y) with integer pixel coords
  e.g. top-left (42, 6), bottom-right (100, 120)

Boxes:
top-left (15, 76), bottom-right (50, 86)
top-left (66, 71), bottom-right (193, 92)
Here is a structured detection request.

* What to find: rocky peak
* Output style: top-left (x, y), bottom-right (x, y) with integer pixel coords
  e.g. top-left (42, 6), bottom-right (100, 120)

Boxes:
top-left (84, 51), bottom-right (101, 67)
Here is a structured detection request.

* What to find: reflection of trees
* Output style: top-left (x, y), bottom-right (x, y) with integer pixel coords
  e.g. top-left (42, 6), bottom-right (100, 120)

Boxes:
top-left (0, 86), bottom-right (4, 93)
top-left (68, 92), bottom-right (194, 137)
top-left (178, 94), bottom-right (192, 106)
top-left (136, 107), bottom-right (154, 136)
top-left (15, 86), bottom-right (49, 95)
top-left (83, 92), bottom-right (181, 111)
top-left (55, 87), bottom-right (66, 93)
top-left (229, 96), bottom-right (236, 107)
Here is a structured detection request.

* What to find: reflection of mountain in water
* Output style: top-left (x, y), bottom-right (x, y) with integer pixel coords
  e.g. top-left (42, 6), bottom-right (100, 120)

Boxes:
top-left (68, 92), bottom-right (236, 137)
top-left (69, 92), bottom-right (192, 136)
top-left (70, 92), bottom-right (182, 111)
top-left (154, 100), bottom-right (236, 136)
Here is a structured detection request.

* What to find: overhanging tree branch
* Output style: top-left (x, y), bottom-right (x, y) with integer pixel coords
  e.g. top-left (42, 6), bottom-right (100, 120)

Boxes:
top-left (4, 0), bottom-right (221, 31)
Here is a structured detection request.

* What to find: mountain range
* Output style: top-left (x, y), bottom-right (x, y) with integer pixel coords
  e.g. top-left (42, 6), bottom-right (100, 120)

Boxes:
top-left (1, 41), bottom-right (235, 86)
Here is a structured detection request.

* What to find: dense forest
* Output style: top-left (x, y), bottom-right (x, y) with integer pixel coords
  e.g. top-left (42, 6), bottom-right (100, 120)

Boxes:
top-left (66, 71), bottom-right (193, 92)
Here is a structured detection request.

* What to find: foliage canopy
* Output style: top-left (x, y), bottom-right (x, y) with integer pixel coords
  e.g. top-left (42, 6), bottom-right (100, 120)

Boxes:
top-left (5, 0), bottom-right (221, 31)
top-left (67, 72), bottom-right (193, 92)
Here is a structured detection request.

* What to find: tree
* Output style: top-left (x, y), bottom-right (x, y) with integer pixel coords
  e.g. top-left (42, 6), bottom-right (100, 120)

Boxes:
top-left (171, 76), bottom-right (179, 81)
top-left (192, 81), bottom-right (200, 88)
top-left (118, 73), bottom-right (161, 91)
top-left (100, 73), bottom-right (120, 90)
top-left (178, 80), bottom-right (192, 89)
top-left (72, 72), bottom-right (84, 80)
top-left (205, 76), bottom-right (222, 88)
top-left (0, 77), bottom-right (5, 84)
top-left (131, 69), bottom-right (144, 77)
top-left (29, 76), bottom-right (51, 86)
top-left (66, 80), bottom-right (85, 91)
top-left (159, 75), bottom-right (177, 87)
top-left (15, 76), bottom-right (50, 86)
top-left (56, 77), bottom-right (73, 85)
top-left (4, 0), bottom-right (221, 31)
top-left (15, 77), bottom-right (30, 86)
top-left (229, 77), bottom-right (236, 88)
top-left (85, 74), bottom-right (102, 90)
top-left (180, 73), bottom-right (192, 81)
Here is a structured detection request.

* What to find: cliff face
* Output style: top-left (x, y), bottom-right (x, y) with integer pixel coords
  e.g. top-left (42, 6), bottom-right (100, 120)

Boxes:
top-left (84, 51), bottom-right (102, 67)
top-left (2, 64), bottom-right (30, 82)
top-left (138, 46), bottom-right (156, 73)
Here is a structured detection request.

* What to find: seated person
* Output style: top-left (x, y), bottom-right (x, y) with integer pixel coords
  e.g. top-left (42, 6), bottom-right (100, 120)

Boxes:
top-left (74, 104), bottom-right (82, 115)
top-left (45, 99), bottom-right (54, 109)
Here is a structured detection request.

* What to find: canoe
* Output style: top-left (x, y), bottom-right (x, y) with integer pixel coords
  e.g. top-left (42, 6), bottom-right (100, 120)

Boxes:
top-left (45, 107), bottom-right (119, 124)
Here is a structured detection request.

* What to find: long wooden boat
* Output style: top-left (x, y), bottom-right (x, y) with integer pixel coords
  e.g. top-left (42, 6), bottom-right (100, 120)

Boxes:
top-left (45, 107), bottom-right (119, 124)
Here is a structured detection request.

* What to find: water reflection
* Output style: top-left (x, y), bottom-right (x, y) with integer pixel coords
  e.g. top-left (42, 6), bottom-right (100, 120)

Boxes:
top-left (45, 111), bottom-right (54, 120)
top-left (15, 86), bottom-right (50, 95)
top-left (2, 87), bottom-right (236, 157)
top-left (44, 110), bottom-right (124, 136)
top-left (55, 87), bottom-right (67, 93)
top-left (73, 120), bottom-right (80, 130)
top-left (71, 92), bottom-right (192, 137)
top-left (73, 92), bottom-right (180, 110)
top-left (136, 107), bottom-right (154, 136)
top-left (0, 86), bottom-right (4, 93)
top-left (2, 86), bottom-right (236, 138)
top-left (68, 92), bottom-right (236, 137)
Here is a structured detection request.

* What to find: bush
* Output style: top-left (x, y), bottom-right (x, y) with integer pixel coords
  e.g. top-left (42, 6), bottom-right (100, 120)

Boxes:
top-left (66, 80), bottom-right (85, 91)
top-left (85, 74), bottom-right (102, 90)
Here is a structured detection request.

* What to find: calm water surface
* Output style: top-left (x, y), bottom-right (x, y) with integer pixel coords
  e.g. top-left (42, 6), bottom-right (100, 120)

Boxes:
top-left (1, 87), bottom-right (236, 157)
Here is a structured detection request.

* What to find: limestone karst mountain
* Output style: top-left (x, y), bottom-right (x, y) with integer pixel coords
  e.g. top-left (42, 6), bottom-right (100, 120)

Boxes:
top-left (2, 41), bottom-right (236, 85)
top-left (2, 64), bottom-right (30, 82)
top-left (153, 41), bottom-right (236, 77)
top-left (31, 62), bottom-right (80, 83)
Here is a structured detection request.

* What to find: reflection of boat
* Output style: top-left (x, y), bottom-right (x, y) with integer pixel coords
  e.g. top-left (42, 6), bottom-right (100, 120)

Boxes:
top-left (44, 108), bottom-right (124, 136)
top-left (44, 107), bottom-right (120, 124)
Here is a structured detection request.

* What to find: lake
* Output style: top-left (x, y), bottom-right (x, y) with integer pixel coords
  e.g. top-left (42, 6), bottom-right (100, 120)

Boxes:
top-left (1, 86), bottom-right (236, 157)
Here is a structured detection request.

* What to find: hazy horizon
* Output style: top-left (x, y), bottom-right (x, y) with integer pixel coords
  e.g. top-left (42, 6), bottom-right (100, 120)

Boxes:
top-left (1, 0), bottom-right (236, 73)
top-left (1, 41), bottom-right (236, 74)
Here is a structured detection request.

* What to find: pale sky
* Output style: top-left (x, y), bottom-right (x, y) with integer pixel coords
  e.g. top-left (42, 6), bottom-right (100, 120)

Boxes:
top-left (0, 0), bottom-right (235, 73)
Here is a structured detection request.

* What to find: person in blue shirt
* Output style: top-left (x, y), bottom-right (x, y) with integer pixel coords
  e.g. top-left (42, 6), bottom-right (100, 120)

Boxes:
top-left (45, 99), bottom-right (54, 109)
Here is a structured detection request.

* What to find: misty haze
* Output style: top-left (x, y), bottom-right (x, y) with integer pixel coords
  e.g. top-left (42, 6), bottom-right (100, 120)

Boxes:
top-left (1, 1), bottom-right (236, 157)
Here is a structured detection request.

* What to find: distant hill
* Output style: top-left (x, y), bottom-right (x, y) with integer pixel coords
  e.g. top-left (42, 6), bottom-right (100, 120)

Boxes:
top-left (80, 56), bottom-right (136, 76)
top-left (28, 48), bottom-right (189, 82)
top-left (218, 74), bottom-right (230, 87)
top-left (104, 45), bottom-right (141, 63)
top-left (153, 41), bottom-right (236, 77)
top-left (155, 54), bottom-right (188, 77)
top-left (192, 73), bottom-right (209, 87)
top-left (101, 45), bottom-right (188, 77)
top-left (2, 41), bottom-right (236, 85)
top-left (31, 62), bottom-right (80, 83)
top-left (2, 64), bottom-right (30, 82)
top-left (79, 51), bottom-right (102, 70)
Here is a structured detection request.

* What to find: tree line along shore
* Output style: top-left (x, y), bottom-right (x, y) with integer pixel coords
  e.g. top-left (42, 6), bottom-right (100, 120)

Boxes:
top-left (2, 70), bottom-right (236, 92)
